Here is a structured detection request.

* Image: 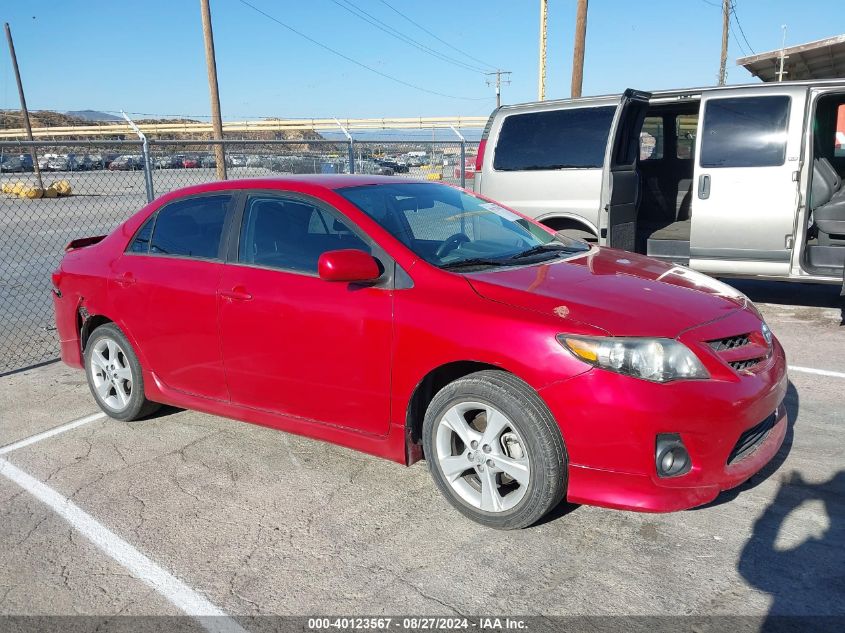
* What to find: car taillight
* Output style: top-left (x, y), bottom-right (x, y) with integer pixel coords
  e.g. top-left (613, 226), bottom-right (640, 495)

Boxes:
top-left (474, 140), bottom-right (486, 173)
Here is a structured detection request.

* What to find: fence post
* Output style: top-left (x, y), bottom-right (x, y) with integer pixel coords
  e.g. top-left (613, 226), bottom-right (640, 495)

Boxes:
top-left (334, 118), bottom-right (354, 174)
top-left (121, 111), bottom-right (154, 202)
top-left (450, 125), bottom-right (466, 189)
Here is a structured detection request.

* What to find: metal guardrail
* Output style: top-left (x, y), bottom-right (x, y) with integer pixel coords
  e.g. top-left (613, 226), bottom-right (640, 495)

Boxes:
top-left (0, 136), bottom-right (479, 375)
top-left (0, 116), bottom-right (489, 139)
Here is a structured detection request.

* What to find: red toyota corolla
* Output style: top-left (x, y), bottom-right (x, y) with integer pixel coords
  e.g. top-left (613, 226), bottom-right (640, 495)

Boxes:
top-left (52, 176), bottom-right (788, 529)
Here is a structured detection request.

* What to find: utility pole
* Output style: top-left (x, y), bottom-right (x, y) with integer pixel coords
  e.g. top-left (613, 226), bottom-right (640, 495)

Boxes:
top-left (718, 0), bottom-right (729, 85)
top-left (571, 0), bottom-right (588, 98)
top-left (538, 0), bottom-right (548, 101)
top-left (776, 25), bottom-right (789, 82)
top-left (485, 69), bottom-right (512, 108)
top-left (4, 23), bottom-right (43, 190)
top-left (199, 0), bottom-right (227, 180)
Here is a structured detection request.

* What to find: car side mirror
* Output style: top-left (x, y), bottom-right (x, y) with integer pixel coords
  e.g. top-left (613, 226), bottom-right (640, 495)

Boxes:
top-left (318, 249), bottom-right (381, 283)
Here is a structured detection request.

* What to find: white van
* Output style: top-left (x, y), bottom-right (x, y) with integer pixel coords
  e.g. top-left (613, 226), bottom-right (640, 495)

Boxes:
top-left (474, 81), bottom-right (845, 289)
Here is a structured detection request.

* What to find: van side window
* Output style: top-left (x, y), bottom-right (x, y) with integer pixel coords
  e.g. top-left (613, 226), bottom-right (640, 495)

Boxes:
top-left (676, 114), bottom-right (698, 159)
top-left (640, 116), bottom-right (664, 161)
top-left (700, 96), bottom-right (790, 168)
top-left (835, 104), bottom-right (845, 158)
top-left (493, 106), bottom-right (615, 171)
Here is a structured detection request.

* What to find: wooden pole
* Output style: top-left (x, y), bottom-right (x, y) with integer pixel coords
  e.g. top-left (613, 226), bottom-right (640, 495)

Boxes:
top-left (199, 0), bottom-right (227, 179)
top-left (571, 0), bottom-right (588, 98)
top-left (4, 23), bottom-right (43, 189)
top-left (718, 0), bottom-right (729, 85)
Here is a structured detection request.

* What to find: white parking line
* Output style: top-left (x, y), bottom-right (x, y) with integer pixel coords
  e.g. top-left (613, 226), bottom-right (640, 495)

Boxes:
top-left (0, 459), bottom-right (246, 633)
top-left (789, 365), bottom-right (845, 379)
top-left (0, 413), bottom-right (247, 633)
top-left (0, 412), bottom-right (106, 455)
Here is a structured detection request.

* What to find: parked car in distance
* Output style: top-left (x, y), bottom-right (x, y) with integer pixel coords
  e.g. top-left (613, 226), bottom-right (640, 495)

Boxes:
top-left (182, 156), bottom-right (200, 169)
top-left (357, 159), bottom-right (394, 176)
top-left (155, 155), bottom-right (182, 169)
top-left (43, 155), bottom-right (70, 172)
top-left (475, 80), bottom-right (845, 290)
top-left (69, 154), bottom-right (92, 171)
top-left (200, 155), bottom-right (217, 168)
top-left (227, 154), bottom-right (248, 168)
top-left (0, 153), bottom-right (34, 173)
top-left (53, 176), bottom-right (788, 529)
top-left (108, 155), bottom-right (141, 171)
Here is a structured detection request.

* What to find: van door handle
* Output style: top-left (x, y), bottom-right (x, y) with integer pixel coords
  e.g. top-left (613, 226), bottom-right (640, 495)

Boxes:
top-left (219, 286), bottom-right (253, 302)
top-left (698, 174), bottom-right (711, 200)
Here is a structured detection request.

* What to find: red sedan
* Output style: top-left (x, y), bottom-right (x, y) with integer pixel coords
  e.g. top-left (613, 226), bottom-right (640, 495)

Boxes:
top-left (52, 176), bottom-right (788, 528)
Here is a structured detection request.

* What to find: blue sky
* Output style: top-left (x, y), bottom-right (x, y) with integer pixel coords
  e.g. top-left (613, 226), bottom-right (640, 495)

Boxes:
top-left (0, 0), bottom-right (840, 120)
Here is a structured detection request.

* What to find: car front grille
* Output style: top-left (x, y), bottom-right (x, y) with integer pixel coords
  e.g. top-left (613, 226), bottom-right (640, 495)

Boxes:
top-left (728, 358), bottom-right (764, 371)
top-left (727, 412), bottom-right (778, 465)
top-left (708, 333), bottom-right (750, 352)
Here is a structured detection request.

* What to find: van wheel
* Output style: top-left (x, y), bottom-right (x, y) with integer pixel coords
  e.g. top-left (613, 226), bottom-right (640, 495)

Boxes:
top-left (84, 324), bottom-right (160, 421)
top-left (422, 370), bottom-right (567, 529)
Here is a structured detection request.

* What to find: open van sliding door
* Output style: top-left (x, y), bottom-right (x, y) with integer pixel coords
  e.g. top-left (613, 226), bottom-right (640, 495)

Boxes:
top-left (602, 89), bottom-right (652, 250)
top-left (689, 87), bottom-right (803, 278)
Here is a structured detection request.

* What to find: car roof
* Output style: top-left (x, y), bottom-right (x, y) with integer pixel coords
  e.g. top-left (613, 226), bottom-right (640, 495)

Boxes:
top-left (159, 175), bottom-right (428, 200)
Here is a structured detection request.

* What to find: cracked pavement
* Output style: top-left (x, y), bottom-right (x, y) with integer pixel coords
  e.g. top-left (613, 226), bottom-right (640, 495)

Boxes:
top-left (0, 280), bottom-right (843, 618)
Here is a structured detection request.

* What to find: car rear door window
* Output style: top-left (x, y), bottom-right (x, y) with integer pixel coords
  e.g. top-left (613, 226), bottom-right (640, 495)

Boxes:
top-left (238, 196), bottom-right (370, 274)
top-left (493, 106), bottom-right (615, 171)
top-left (700, 96), bottom-right (790, 168)
top-left (128, 215), bottom-right (156, 253)
top-left (150, 194), bottom-right (231, 259)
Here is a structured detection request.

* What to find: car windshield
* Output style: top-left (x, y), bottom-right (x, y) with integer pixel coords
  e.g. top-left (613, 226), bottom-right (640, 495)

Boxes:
top-left (337, 182), bottom-right (588, 270)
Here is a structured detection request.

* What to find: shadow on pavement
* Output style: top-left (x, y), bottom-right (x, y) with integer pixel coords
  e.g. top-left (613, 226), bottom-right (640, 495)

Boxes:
top-left (738, 469), bottom-right (845, 629)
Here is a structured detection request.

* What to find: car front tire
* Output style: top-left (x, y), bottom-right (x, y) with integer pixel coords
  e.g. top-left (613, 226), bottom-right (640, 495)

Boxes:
top-left (423, 370), bottom-right (567, 529)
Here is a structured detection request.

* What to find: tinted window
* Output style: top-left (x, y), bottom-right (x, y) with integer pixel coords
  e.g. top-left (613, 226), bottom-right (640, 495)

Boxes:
top-left (835, 104), bottom-right (845, 158)
top-left (150, 195), bottom-right (230, 259)
top-left (676, 114), bottom-right (698, 159)
top-left (493, 106), bottom-right (615, 170)
top-left (239, 196), bottom-right (369, 274)
top-left (700, 96), bottom-right (790, 168)
top-left (640, 116), bottom-right (664, 161)
top-left (128, 215), bottom-right (155, 253)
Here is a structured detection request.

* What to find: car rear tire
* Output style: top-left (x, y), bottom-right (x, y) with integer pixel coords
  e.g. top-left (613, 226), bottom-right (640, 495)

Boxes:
top-left (84, 323), bottom-right (160, 421)
top-left (422, 370), bottom-right (567, 529)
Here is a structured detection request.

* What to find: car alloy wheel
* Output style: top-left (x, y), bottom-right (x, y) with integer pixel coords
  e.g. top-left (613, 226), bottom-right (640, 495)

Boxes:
top-left (88, 337), bottom-right (133, 412)
top-left (434, 401), bottom-right (531, 513)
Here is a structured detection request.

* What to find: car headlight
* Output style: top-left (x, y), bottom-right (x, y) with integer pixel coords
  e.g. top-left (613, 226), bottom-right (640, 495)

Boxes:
top-left (557, 335), bottom-right (710, 382)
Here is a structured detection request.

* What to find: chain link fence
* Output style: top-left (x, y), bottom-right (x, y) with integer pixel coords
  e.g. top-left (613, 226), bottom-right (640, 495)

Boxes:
top-left (0, 136), bottom-right (478, 375)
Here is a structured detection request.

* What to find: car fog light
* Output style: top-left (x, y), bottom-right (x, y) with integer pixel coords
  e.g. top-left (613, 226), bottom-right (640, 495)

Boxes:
top-left (655, 434), bottom-right (691, 478)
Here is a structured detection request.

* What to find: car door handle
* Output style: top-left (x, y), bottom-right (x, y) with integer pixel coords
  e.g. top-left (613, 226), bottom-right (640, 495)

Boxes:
top-left (219, 287), bottom-right (253, 302)
top-left (115, 272), bottom-right (135, 287)
top-left (698, 174), bottom-right (711, 200)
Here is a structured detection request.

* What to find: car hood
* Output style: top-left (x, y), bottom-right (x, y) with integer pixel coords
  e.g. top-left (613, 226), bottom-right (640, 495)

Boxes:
top-left (465, 247), bottom-right (749, 338)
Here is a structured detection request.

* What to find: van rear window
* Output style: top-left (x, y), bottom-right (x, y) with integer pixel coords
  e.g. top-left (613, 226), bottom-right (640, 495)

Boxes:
top-left (493, 106), bottom-right (615, 171)
top-left (700, 96), bottom-right (790, 168)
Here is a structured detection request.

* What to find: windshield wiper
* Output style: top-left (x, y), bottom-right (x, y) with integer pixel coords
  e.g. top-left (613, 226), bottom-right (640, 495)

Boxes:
top-left (440, 257), bottom-right (508, 271)
top-left (506, 243), bottom-right (580, 261)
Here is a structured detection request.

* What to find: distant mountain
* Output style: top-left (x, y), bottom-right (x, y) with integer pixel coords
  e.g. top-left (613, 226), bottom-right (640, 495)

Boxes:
top-left (65, 110), bottom-right (122, 122)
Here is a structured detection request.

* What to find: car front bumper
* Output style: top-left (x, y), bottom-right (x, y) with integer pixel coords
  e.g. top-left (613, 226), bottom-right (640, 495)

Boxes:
top-left (539, 318), bottom-right (789, 513)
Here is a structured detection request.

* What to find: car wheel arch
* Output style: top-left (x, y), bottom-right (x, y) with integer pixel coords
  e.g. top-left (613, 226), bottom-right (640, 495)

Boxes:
top-left (404, 360), bottom-right (535, 464)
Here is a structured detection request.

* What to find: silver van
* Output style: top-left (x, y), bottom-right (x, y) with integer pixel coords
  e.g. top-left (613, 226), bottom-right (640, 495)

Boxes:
top-left (475, 80), bottom-right (845, 290)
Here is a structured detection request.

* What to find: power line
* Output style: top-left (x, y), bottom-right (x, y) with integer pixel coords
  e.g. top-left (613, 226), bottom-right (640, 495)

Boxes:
top-left (378, 0), bottom-right (497, 72)
top-left (329, 0), bottom-right (488, 74)
top-left (730, 0), bottom-right (756, 55)
top-left (236, 0), bottom-right (491, 101)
